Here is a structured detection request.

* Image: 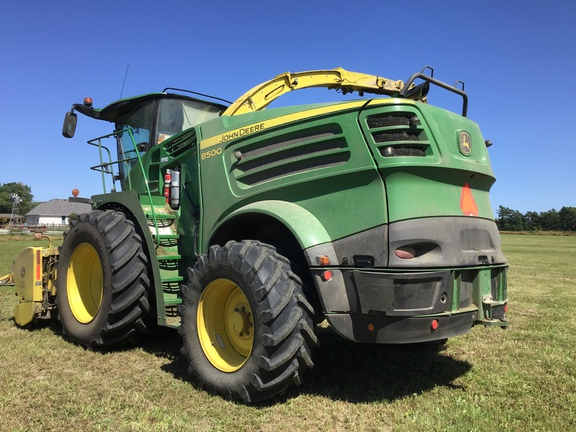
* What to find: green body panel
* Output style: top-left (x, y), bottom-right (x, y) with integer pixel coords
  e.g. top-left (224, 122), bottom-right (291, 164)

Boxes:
top-left (197, 99), bottom-right (495, 247)
top-left (198, 103), bottom-right (387, 248)
top-left (358, 102), bottom-right (495, 221)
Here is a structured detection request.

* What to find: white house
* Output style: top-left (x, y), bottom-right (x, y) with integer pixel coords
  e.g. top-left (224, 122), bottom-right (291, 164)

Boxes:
top-left (26, 199), bottom-right (92, 226)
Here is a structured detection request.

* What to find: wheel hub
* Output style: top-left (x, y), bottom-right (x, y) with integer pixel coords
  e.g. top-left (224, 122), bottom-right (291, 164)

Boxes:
top-left (231, 306), bottom-right (252, 337)
top-left (197, 278), bottom-right (254, 372)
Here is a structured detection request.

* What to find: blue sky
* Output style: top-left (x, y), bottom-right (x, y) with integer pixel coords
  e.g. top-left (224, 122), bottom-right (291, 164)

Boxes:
top-left (1, 0), bottom-right (574, 214)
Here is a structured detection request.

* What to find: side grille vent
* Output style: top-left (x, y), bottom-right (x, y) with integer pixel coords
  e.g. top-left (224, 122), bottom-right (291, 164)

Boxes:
top-left (233, 126), bottom-right (350, 186)
top-left (164, 129), bottom-right (197, 158)
top-left (366, 113), bottom-right (430, 157)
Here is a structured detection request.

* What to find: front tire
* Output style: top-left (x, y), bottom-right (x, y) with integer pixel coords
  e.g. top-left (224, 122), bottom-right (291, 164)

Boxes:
top-left (179, 240), bottom-right (318, 403)
top-left (56, 210), bottom-right (154, 349)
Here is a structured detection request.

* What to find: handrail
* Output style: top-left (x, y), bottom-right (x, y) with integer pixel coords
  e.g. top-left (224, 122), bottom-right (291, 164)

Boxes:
top-left (400, 71), bottom-right (469, 117)
top-left (86, 136), bottom-right (116, 193)
top-left (86, 129), bottom-right (161, 242)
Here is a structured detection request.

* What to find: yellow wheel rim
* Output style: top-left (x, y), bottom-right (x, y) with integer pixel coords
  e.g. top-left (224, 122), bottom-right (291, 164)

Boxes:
top-left (67, 243), bottom-right (103, 324)
top-left (197, 278), bottom-right (254, 372)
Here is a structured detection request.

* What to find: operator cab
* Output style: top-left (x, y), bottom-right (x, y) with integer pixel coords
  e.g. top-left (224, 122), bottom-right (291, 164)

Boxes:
top-left (63, 91), bottom-right (228, 189)
top-left (109, 94), bottom-right (226, 188)
top-left (64, 92), bottom-right (226, 151)
top-left (109, 94), bottom-right (226, 163)
top-left (110, 94), bottom-right (226, 152)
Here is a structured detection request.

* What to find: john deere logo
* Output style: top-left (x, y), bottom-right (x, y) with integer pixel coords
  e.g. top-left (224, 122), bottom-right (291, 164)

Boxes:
top-left (459, 131), bottom-right (472, 156)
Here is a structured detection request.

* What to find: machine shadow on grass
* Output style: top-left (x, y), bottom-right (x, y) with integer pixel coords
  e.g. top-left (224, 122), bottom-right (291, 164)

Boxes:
top-left (293, 327), bottom-right (471, 403)
top-left (12, 318), bottom-right (471, 404)
top-left (138, 325), bottom-right (472, 405)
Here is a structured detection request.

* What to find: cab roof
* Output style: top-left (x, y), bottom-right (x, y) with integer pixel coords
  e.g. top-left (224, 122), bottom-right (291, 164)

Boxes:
top-left (74, 92), bottom-right (228, 123)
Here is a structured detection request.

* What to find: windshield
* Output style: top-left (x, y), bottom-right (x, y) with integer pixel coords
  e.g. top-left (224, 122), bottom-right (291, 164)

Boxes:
top-left (116, 99), bottom-right (154, 161)
top-left (116, 97), bottom-right (223, 153)
top-left (113, 96), bottom-right (223, 186)
top-left (156, 98), bottom-right (221, 144)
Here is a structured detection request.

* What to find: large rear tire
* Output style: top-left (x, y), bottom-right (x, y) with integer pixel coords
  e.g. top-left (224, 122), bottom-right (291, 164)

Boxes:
top-left (179, 240), bottom-right (318, 403)
top-left (56, 210), bottom-right (154, 349)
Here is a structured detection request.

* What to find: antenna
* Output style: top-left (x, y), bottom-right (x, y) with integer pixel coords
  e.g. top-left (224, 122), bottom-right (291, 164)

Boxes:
top-left (119, 64), bottom-right (130, 99)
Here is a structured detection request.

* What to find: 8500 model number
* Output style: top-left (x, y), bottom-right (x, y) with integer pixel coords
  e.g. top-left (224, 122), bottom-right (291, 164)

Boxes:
top-left (201, 148), bottom-right (223, 160)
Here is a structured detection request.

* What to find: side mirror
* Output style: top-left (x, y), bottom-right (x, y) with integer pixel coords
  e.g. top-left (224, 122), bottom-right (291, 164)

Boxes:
top-left (62, 111), bottom-right (77, 138)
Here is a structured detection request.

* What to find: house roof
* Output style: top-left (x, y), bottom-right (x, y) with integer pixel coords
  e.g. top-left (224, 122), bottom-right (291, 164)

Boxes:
top-left (26, 199), bottom-right (92, 217)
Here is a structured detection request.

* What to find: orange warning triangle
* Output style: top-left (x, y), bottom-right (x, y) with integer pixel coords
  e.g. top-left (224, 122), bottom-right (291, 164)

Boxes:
top-left (460, 183), bottom-right (478, 216)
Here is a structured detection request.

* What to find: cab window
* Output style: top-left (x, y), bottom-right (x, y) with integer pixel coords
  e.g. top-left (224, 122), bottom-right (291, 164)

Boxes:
top-left (156, 99), bottom-right (221, 144)
top-left (116, 99), bottom-right (155, 160)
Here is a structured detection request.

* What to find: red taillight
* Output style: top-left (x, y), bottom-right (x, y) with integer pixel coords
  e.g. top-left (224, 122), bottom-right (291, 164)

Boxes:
top-left (430, 319), bottom-right (439, 331)
top-left (321, 270), bottom-right (333, 282)
top-left (395, 246), bottom-right (416, 259)
top-left (504, 304), bottom-right (509, 313)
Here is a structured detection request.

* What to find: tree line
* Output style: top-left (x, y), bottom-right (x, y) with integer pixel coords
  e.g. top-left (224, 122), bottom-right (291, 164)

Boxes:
top-left (0, 182), bottom-right (35, 215)
top-left (496, 205), bottom-right (576, 232)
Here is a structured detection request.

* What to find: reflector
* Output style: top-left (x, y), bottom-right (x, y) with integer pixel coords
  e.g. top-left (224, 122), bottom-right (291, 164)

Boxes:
top-left (36, 249), bottom-right (41, 280)
top-left (460, 183), bottom-right (479, 216)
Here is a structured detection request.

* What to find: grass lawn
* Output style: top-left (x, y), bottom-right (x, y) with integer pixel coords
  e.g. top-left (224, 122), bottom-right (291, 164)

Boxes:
top-left (0, 234), bottom-right (574, 431)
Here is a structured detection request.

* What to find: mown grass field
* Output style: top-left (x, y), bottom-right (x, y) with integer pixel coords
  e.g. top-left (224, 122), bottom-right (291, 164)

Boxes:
top-left (0, 234), bottom-right (574, 431)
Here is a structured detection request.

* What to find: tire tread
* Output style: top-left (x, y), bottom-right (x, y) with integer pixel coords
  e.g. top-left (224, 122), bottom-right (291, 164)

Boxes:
top-left (56, 210), bottom-right (154, 349)
top-left (179, 240), bottom-right (318, 403)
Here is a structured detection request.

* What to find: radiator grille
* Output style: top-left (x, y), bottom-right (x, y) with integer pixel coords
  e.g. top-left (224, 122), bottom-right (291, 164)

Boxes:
top-left (234, 125), bottom-right (349, 186)
top-left (366, 113), bottom-right (430, 157)
top-left (164, 129), bottom-right (197, 158)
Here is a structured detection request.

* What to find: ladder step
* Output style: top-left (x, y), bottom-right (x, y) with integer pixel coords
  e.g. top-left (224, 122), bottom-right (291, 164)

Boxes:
top-left (162, 276), bottom-right (184, 283)
top-left (161, 275), bottom-right (182, 294)
top-left (153, 233), bottom-right (180, 240)
top-left (145, 212), bottom-right (175, 220)
top-left (165, 299), bottom-right (182, 306)
top-left (153, 233), bottom-right (180, 247)
top-left (158, 254), bottom-right (181, 261)
top-left (154, 233), bottom-right (179, 238)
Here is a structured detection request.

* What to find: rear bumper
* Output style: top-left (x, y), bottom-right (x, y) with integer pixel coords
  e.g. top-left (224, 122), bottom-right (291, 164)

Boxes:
top-left (303, 215), bottom-right (509, 344)
top-left (311, 265), bottom-right (508, 344)
top-left (326, 310), bottom-right (477, 344)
